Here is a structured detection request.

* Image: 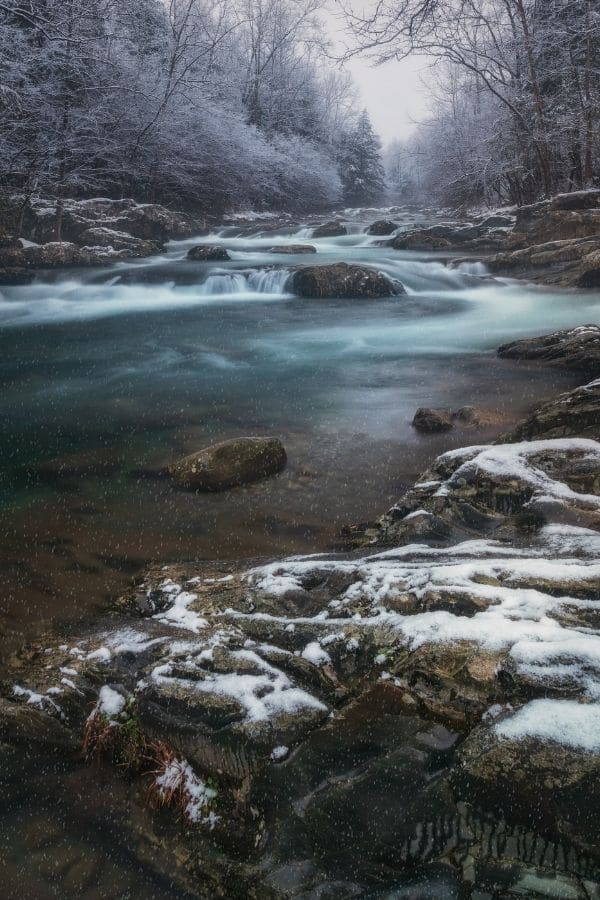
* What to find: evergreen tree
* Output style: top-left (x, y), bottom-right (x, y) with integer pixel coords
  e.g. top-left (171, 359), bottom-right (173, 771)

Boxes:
top-left (339, 110), bottom-right (385, 206)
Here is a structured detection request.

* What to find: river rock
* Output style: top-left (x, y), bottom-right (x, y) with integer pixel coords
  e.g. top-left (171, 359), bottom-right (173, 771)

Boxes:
top-left (79, 227), bottom-right (162, 256)
top-left (0, 267), bottom-right (34, 285)
top-left (366, 220), bottom-right (398, 236)
top-left (390, 220), bottom-right (514, 252)
top-left (4, 427), bottom-right (600, 891)
top-left (501, 378), bottom-right (600, 441)
top-left (454, 712), bottom-right (600, 856)
top-left (390, 230), bottom-right (452, 251)
top-left (311, 221), bottom-right (347, 238)
top-left (498, 325), bottom-right (600, 376)
top-left (186, 245), bottom-right (230, 261)
top-left (168, 436), bottom-right (287, 491)
top-left (12, 196), bottom-right (202, 244)
top-left (288, 262), bottom-right (400, 299)
top-left (267, 245), bottom-right (316, 254)
top-left (412, 407), bottom-right (454, 432)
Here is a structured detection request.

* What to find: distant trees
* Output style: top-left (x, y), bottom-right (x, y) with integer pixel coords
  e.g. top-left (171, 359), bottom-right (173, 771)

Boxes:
top-left (338, 110), bottom-right (385, 206)
top-left (344, 0), bottom-right (600, 208)
top-left (0, 0), bottom-right (369, 222)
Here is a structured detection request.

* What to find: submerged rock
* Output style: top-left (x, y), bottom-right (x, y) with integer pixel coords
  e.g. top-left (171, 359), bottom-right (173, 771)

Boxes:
top-left (412, 407), bottom-right (454, 432)
top-left (413, 405), bottom-right (507, 433)
top-left (267, 244), bottom-right (316, 254)
top-left (168, 436), bottom-right (287, 491)
top-left (186, 245), bottom-right (231, 261)
top-left (288, 262), bottom-right (400, 299)
top-left (311, 221), bottom-right (347, 238)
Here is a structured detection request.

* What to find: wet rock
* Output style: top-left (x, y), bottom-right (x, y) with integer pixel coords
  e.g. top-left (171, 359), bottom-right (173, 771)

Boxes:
top-left (513, 191), bottom-right (600, 245)
top-left (0, 266), bottom-right (34, 285)
top-left (501, 378), bottom-right (600, 441)
top-left (21, 196), bottom-right (201, 244)
top-left (412, 407), bottom-right (454, 432)
top-left (389, 220), bottom-right (514, 252)
top-left (79, 227), bottom-right (162, 256)
top-left (186, 245), bottom-right (231, 261)
top-left (0, 697), bottom-right (78, 750)
top-left (288, 263), bottom-right (399, 299)
top-left (390, 230), bottom-right (452, 251)
top-left (455, 715), bottom-right (600, 857)
top-left (366, 219), bottom-right (398, 236)
top-left (267, 244), bottom-right (316, 254)
top-left (498, 325), bottom-right (600, 376)
top-left (168, 436), bottom-right (287, 491)
top-left (573, 249), bottom-right (600, 288)
top-left (311, 221), bottom-right (347, 238)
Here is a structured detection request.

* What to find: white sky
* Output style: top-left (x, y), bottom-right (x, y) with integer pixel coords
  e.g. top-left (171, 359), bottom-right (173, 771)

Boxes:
top-left (323, 3), bottom-right (431, 145)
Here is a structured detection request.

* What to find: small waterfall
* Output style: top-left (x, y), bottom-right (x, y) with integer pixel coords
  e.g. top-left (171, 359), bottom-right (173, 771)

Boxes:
top-left (198, 273), bottom-right (249, 295)
top-left (247, 268), bottom-right (290, 294)
top-left (198, 269), bottom-right (290, 297)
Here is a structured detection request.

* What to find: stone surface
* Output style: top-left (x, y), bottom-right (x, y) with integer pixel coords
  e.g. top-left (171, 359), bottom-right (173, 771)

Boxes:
top-left (186, 245), bottom-right (231, 261)
top-left (167, 436), bottom-right (287, 491)
top-left (288, 262), bottom-right (400, 298)
top-left (498, 325), bottom-right (600, 376)
top-left (311, 221), bottom-right (347, 238)
top-left (412, 407), bottom-right (454, 432)
top-left (501, 378), bottom-right (600, 441)
top-left (366, 219), bottom-right (398, 236)
top-left (267, 244), bottom-right (316, 254)
top-left (79, 227), bottom-right (162, 256)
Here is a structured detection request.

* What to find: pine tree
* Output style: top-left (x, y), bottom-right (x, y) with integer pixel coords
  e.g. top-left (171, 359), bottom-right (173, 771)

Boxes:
top-left (339, 110), bottom-right (385, 206)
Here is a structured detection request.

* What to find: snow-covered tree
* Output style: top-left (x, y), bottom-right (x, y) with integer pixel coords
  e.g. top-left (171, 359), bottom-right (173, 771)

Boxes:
top-left (338, 110), bottom-right (385, 206)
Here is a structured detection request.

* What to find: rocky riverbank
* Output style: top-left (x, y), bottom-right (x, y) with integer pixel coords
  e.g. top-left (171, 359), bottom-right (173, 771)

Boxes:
top-left (2, 326), bottom-right (600, 897)
top-left (4, 190), bottom-right (600, 291)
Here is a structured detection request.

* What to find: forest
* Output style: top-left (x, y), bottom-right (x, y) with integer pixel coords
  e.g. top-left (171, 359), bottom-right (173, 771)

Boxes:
top-left (0, 0), bottom-right (384, 223)
top-left (375, 0), bottom-right (600, 208)
top-left (4, 1), bottom-right (599, 222)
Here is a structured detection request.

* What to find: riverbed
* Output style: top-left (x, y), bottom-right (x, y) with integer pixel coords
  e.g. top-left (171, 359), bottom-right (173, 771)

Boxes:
top-left (3, 209), bottom-right (600, 898)
top-left (1, 211), bottom-right (598, 659)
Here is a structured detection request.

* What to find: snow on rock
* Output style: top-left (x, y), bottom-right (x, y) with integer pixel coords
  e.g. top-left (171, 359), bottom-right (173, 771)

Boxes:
top-left (301, 642), bottom-right (332, 667)
top-left (155, 755), bottom-right (218, 825)
top-left (495, 699), bottom-right (600, 753)
top-left (95, 686), bottom-right (126, 720)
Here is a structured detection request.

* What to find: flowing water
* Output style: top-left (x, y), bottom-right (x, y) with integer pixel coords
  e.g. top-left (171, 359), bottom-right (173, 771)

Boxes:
top-left (2, 210), bottom-right (600, 897)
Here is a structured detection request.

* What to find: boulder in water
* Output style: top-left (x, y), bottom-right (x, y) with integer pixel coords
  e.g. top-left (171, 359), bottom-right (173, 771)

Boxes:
top-left (187, 245), bottom-right (231, 261)
top-left (366, 219), bottom-right (398, 236)
top-left (168, 436), bottom-right (287, 491)
top-left (412, 407), bottom-right (454, 432)
top-left (267, 244), bottom-right (316, 254)
top-left (288, 262), bottom-right (400, 299)
top-left (390, 231), bottom-right (452, 251)
top-left (312, 221), bottom-right (347, 238)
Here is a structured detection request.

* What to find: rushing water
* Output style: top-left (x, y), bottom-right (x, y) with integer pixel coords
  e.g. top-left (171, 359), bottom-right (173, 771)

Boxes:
top-left (2, 209), bottom-right (600, 898)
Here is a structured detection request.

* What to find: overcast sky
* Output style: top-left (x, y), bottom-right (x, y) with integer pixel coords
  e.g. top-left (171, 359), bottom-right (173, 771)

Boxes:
top-left (323, 3), bottom-right (431, 144)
